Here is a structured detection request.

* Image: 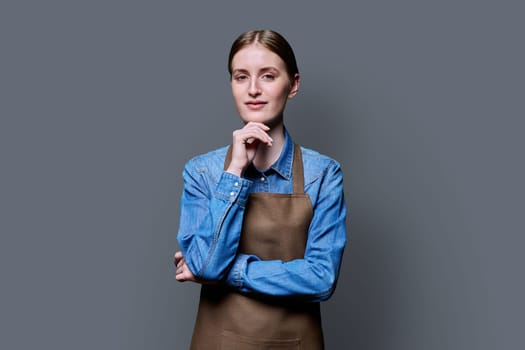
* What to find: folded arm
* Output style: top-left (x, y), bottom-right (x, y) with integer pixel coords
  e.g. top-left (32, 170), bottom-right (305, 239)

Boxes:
top-left (225, 161), bottom-right (347, 302)
top-left (177, 159), bottom-right (252, 281)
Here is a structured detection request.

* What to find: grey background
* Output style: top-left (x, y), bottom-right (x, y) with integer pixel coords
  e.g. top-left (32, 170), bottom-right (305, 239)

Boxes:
top-left (1, 1), bottom-right (524, 349)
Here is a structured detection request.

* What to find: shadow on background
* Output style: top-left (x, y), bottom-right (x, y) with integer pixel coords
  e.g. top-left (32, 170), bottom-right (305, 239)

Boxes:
top-left (285, 79), bottom-right (402, 348)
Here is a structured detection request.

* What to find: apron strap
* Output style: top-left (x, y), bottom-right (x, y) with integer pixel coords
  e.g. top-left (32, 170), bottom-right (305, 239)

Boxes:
top-left (223, 143), bottom-right (305, 194)
top-left (292, 144), bottom-right (305, 194)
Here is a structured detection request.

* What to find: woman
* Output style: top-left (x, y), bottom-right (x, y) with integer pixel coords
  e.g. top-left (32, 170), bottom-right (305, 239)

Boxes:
top-left (175, 29), bottom-right (347, 349)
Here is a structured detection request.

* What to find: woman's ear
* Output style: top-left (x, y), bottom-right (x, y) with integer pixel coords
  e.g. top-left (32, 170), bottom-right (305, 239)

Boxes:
top-left (288, 74), bottom-right (300, 99)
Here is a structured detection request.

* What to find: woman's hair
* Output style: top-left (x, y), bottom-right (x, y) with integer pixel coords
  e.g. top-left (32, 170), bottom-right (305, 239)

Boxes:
top-left (228, 30), bottom-right (299, 80)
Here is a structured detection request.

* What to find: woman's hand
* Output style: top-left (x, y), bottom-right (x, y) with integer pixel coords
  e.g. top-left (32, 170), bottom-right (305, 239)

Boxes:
top-left (226, 122), bottom-right (273, 176)
top-left (174, 251), bottom-right (197, 282)
top-left (174, 252), bottom-right (219, 285)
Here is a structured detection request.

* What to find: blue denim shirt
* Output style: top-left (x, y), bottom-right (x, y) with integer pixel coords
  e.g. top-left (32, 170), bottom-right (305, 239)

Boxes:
top-left (177, 130), bottom-right (347, 302)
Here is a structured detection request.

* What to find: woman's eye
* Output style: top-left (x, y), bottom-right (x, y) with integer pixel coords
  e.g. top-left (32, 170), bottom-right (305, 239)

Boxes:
top-left (234, 75), bottom-right (247, 81)
top-left (262, 74), bottom-right (275, 81)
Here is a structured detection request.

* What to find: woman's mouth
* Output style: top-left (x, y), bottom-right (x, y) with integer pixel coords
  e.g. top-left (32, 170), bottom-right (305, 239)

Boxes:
top-left (245, 101), bottom-right (267, 110)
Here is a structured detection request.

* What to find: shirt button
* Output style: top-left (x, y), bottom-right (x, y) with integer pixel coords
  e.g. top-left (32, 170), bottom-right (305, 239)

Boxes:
top-left (230, 191), bottom-right (235, 196)
top-left (234, 182), bottom-right (239, 187)
top-left (260, 177), bottom-right (265, 181)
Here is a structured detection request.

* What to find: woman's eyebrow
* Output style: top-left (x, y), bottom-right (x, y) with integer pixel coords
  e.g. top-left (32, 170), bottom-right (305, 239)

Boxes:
top-left (232, 67), bottom-right (280, 74)
top-left (259, 67), bottom-right (279, 73)
top-left (232, 68), bottom-right (249, 75)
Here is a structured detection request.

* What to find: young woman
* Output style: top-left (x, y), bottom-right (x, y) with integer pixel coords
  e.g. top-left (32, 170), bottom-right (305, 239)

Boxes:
top-left (174, 29), bottom-right (347, 349)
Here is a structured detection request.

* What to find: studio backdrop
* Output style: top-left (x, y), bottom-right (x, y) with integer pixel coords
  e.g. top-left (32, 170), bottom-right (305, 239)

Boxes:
top-left (1, 1), bottom-right (523, 349)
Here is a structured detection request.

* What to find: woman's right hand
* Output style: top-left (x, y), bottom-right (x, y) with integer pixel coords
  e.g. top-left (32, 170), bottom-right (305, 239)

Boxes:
top-left (174, 251), bottom-right (196, 282)
top-left (226, 122), bottom-right (273, 176)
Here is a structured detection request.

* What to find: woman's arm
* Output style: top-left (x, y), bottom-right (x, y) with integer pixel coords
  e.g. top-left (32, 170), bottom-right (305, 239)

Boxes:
top-left (177, 159), bottom-right (252, 281)
top-left (177, 122), bottom-right (273, 281)
top-left (224, 161), bottom-right (347, 302)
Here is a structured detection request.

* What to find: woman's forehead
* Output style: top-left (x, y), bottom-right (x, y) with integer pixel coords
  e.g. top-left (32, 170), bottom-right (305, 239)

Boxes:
top-left (231, 44), bottom-right (286, 70)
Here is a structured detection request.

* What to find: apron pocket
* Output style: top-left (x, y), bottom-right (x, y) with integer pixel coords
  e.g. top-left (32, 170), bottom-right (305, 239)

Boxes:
top-left (221, 330), bottom-right (301, 349)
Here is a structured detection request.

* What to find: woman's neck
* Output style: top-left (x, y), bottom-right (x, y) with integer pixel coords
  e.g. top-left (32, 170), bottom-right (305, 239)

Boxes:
top-left (252, 123), bottom-right (285, 171)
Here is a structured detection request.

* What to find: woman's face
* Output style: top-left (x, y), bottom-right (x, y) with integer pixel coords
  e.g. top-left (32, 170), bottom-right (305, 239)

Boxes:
top-left (230, 43), bottom-right (299, 128)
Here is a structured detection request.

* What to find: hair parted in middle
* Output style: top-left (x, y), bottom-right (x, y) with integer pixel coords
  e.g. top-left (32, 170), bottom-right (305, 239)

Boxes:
top-left (228, 29), bottom-right (299, 81)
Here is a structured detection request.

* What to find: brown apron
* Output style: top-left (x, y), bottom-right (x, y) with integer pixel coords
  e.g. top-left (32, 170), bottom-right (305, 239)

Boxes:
top-left (189, 144), bottom-right (324, 350)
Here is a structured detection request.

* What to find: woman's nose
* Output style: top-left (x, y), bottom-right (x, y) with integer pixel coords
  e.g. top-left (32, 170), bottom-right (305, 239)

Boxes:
top-left (248, 79), bottom-right (261, 96)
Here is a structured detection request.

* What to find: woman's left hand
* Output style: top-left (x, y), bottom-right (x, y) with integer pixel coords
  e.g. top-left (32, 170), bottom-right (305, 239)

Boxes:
top-left (174, 251), bottom-right (197, 282)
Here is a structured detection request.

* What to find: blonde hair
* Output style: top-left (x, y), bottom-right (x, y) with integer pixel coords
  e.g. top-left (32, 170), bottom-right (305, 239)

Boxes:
top-left (228, 30), bottom-right (299, 80)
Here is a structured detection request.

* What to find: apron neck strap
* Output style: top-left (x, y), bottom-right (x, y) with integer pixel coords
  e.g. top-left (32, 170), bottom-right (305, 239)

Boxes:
top-left (223, 144), bottom-right (305, 194)
top-left (292, 144), bottom-right (305, 194)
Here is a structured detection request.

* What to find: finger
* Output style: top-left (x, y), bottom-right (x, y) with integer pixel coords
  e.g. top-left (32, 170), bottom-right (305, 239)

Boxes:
top-left (233, 126), bottom-right (274, 149)
top-left (174, 251), bottom-right (184, 264)
top-left (177, 258), bottom-right (185, 269)
top-left (244, 121), bottom-right (270, 131)
top-left (176, 269), bottom-right (193, 282)
top-left (234, 128), bottom-right (273, 146)
top-left (242, 124), bottom-right (273, 140)
top-left (238, 122), bottom-right (271, 136)
top-left (176, 266), bottom-right (187, 277)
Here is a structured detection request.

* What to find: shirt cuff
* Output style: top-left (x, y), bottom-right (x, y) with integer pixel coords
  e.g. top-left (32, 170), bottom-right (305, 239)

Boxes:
top-left (215, 172), bottom-right (252, 207)
top-left (225, 253), bottom-right (253, 289)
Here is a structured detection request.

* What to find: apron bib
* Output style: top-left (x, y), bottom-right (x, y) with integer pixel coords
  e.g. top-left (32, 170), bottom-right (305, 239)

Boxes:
top-left (190, 144), bottom-right (324, 350)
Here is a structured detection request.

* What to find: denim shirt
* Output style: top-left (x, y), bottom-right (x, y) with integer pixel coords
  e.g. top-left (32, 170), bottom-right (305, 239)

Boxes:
top-left (177, 130), bottom-right (347, 302)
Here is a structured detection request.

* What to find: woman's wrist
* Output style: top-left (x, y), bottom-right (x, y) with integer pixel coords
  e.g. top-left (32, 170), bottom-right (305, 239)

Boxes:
top-left (225, 166), bottom-right (244, 177)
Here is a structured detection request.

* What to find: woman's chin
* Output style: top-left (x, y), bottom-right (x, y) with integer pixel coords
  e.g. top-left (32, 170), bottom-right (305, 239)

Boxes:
top-left (239, 113), bottom-right (283, 128)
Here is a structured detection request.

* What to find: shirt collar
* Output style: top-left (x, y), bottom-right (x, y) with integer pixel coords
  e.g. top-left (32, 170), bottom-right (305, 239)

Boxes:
top-left (243, 128), bottom-right (295, 180)
top-left (268, 128), bottom-right (294, 180)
